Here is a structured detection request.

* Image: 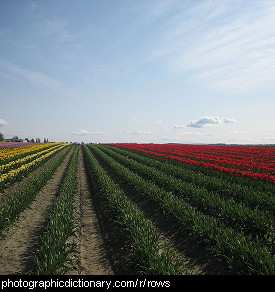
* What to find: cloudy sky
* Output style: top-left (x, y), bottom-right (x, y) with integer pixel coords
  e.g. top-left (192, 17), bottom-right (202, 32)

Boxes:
top-left (0, 0), bottom-right (275, 144)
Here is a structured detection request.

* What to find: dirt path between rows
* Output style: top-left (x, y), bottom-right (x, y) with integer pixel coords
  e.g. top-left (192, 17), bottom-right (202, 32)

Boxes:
top-left (0, 147), bottom-right (75, 275)
top-left (69, 147), bottom-right (113, 275)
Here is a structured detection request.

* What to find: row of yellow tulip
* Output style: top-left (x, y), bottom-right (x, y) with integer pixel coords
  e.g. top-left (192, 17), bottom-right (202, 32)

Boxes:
top-left (0, 143), bottom-right (62, 164)
top-left (0, 144), bottom-right (67, 189)
top-left (0, 144), bottom-right (63, 175)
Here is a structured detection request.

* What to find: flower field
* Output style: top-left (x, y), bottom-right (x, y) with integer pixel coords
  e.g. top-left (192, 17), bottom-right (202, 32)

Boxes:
top-left (109, 143), bottom-right (275, 184)
top-left (86, 143), bottom-right (275, 275)
top-left (0, 142), bottom-right (274, 275)
top-left (0, 143), bottom-right (67, 191)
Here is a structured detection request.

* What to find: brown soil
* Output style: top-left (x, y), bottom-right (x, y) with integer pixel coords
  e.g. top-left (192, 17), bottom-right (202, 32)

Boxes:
top-left (68, 147), bottom-right (113, 275)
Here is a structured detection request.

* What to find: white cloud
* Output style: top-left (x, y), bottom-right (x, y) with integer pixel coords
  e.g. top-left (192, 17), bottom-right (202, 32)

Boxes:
top-left (0, 119), bottom-right (8, 127)
top-left (90, 131), bottom-right (105, 135)
top-left (222, 117), bottom-right (236, 123)
top-left (0, 59), bottom-right (64, 90)
top-left (124, 130), bottom-right (153, 135)
top-left (231, 130), bottom-right (244, 134)
top-left (72, 130), bottom-right (90, 136)
top-left (187, 116), bottom-right (236, 128)
top-left (72, 130), bottom-right (105, 136)
top-left (174, 124), bottom-right (186, 129)
top-left (187, 116), bottom-right (221, 128)
top-left (177, 132), bottom-right (203, 136)
top-left (151, 1), bottom-right (275, 93)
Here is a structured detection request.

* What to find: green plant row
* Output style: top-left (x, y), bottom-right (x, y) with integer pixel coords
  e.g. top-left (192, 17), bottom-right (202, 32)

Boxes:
top-left (31, 146), bottom-right (79, 275)
top-left (99, 145), bottom-right (273, 242)
top-left (123, 145), bottom-right (275, 193)
top-left (107, 145), bottom-right (275, 214)
top-left (0, 145), bottom-right (71, 238)
top-left (90, 145), bottom-right (274, 275)
top-left (83, 145), bottom-right (191, 275)
top-left (132, 147), bottom-right (275, 194)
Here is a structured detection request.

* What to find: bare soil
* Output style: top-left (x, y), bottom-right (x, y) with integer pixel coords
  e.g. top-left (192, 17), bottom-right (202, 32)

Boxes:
top-left (68, 147), bottom-right (113, 275)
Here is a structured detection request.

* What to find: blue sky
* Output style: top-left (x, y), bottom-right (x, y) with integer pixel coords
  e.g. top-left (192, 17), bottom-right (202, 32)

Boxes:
top-left (0, 0), bottom-right (275, 144)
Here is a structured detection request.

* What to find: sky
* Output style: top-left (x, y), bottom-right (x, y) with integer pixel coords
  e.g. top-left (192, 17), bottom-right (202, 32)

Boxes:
top-left (0, 0), bottom-right (275, 144)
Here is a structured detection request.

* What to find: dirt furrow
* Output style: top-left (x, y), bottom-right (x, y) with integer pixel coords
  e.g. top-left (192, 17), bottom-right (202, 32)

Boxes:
top-left (70, 147), bottom-right (113, 275)
top-left (0, 147), bottom-right (74, 275)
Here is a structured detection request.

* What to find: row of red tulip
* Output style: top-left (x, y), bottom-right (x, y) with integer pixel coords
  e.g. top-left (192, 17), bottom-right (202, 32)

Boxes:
top-left (109, 143), bottom-right (275, 184)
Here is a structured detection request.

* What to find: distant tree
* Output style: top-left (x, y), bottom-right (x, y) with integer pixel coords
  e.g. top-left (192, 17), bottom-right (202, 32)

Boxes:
top-left (0, 132), bottom-right (4, 141)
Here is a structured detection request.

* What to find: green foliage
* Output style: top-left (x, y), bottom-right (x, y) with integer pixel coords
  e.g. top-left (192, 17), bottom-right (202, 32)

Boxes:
top-left (83, 145), bottom-right (191, 275)
top-left (90, 144), bottom-right (274, 275)
top-left (31, 146), bottom-right (79, 275)
top-left (100, 145), bottom-right (274, 240)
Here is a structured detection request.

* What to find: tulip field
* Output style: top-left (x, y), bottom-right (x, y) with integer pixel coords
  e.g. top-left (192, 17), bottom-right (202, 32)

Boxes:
top-left (0, 142), bottom-right (274, 275)
top-left (110, 143), bottom-right (275, 184)
top-left (0, 143), bottom-right (67, 191)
